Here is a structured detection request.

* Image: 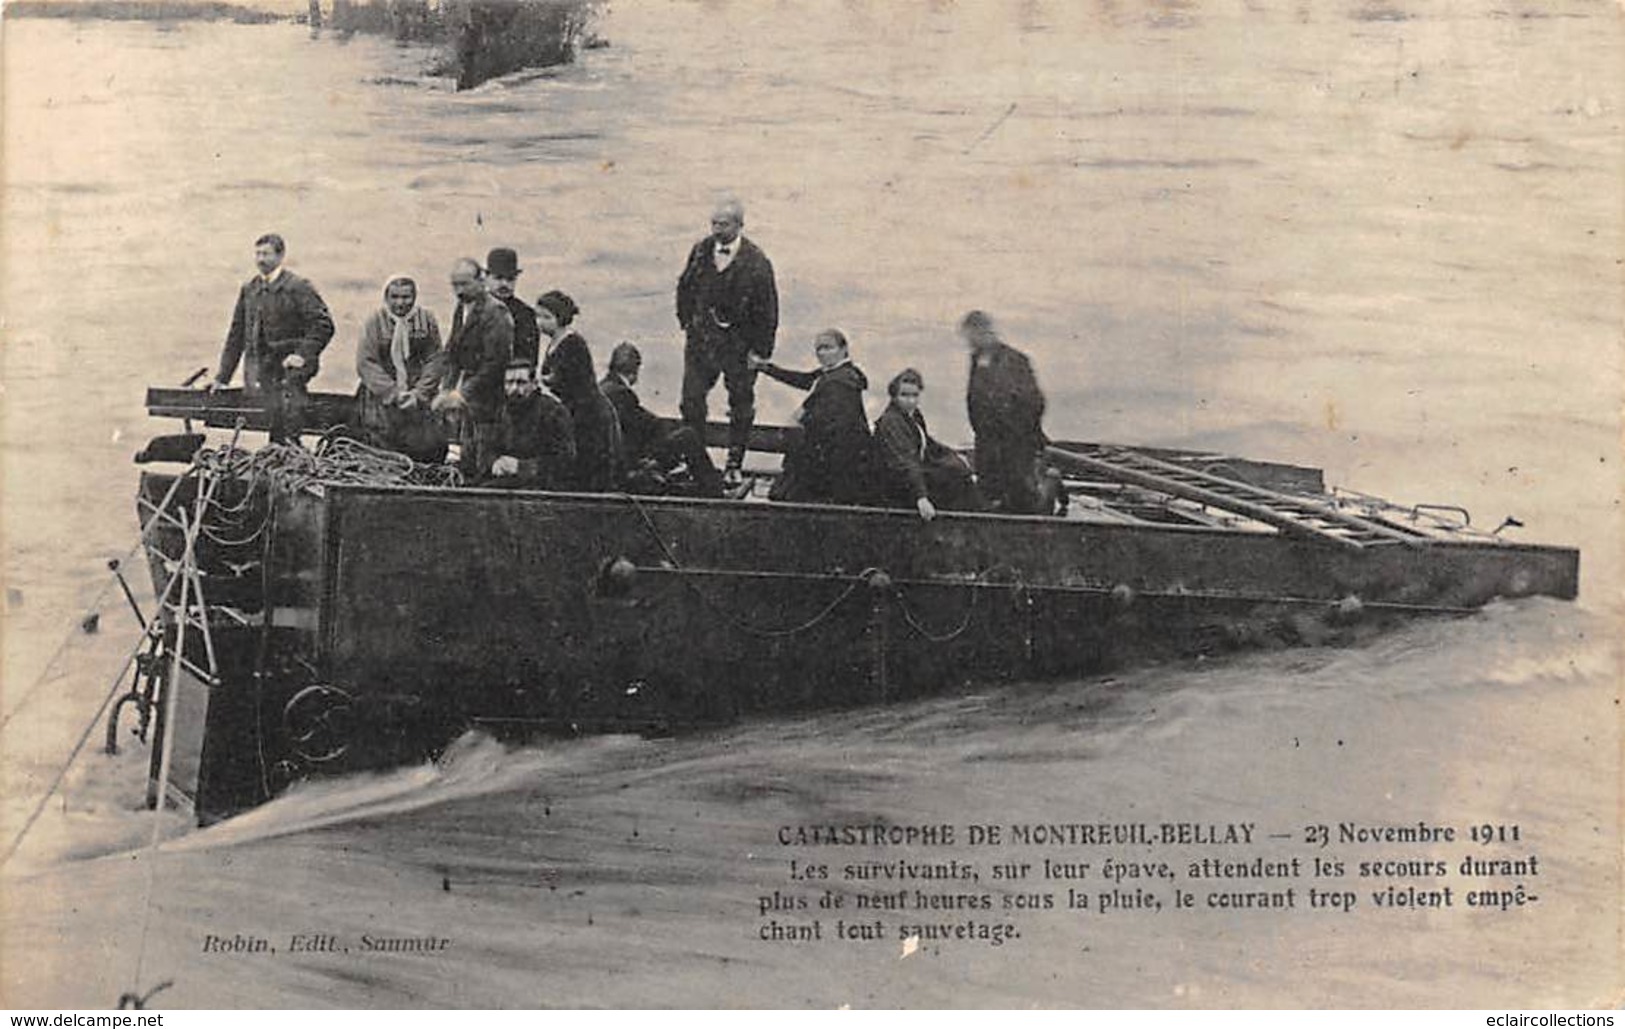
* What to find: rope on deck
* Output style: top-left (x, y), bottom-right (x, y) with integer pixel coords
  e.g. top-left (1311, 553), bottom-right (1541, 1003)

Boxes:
top-left (193, 436), bottom-right (462, 498)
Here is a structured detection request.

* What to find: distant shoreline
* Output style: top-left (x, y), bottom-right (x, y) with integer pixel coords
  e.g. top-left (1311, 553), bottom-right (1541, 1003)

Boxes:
top-left (3, 0), bottom-right (604, 92)
top-left (3, 1), bottom-right (289, 23)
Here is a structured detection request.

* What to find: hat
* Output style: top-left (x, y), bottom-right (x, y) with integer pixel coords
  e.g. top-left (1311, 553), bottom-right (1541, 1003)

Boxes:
top-left (485, 247), bottom-right (522, 279)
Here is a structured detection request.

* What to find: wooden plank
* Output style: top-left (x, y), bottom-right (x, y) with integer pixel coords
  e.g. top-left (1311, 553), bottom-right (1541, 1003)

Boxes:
top-left (146, 390), bottom-right (1327, 491)
top-left (145, 386), bottom-right (808, 453)
top-left (1102, 447), bottom-right (1428, 546)
top-left (146, 387), bottom-right (357, 434)
top-left (653, 417), bottom-right (799, 455)
top-left (1045, 446), bottom-right (1366, 549)
top-left (1050, 439), bottom-right (1325, 493)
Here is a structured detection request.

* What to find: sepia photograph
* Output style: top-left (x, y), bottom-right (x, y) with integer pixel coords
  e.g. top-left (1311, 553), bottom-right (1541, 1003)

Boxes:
top-left (1, 0), bottom-right (1620, 1009)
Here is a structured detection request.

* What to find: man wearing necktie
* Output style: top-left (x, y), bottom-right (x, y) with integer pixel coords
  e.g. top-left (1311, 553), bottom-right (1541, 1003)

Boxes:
top-left (675, 196), bottom-right (779, 483)
top-left (209, 233), bottom-right (335, 442)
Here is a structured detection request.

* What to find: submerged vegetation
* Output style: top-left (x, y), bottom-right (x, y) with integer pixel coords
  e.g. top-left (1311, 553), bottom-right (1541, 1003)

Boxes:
top-left (5, 0), bottom-right (604, 92)
top-left (331, 0), bottom-right (602, 89)
top-left (4, 0), bottom-right (284, 22)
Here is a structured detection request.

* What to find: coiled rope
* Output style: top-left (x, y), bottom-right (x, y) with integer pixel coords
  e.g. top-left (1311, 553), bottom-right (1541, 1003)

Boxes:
top-left (192, 436), bottom-right (460, 498)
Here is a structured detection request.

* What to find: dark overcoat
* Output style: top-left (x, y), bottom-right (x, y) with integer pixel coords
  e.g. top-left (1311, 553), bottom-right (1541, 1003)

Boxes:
top-left (873, 401), bottom-right (980, 511)
top-left (600, 374), bottom-right (663, 461)
top-left (438, 294), bottom-right (514, 425)
top-left (217, 270), bottom-right (335, 390)
top-left (541, 329), bottom-right (621, 491)
top-left (675, 236), bottom-right (779, 358)
top-left (501, 294), bottom-right (541, 369)
top-left (763, 361), bottom-right (873, 505)
top-left (483, 390), bottom-right (576, 490)
top-left (966, 339), bottom-right (1047, 512)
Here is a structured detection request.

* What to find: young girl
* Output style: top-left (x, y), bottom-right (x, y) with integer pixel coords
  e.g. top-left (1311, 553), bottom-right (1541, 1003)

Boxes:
top-left (872, 368), bottom-right (981, 520)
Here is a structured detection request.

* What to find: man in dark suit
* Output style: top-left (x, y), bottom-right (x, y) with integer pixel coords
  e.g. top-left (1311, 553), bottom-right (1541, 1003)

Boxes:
top-left (962, 310), bottom-right (1049, 514)
top-left (432, 257), bottom-right (514, 476)
top-left (482, 359), bottom-right (575, 490)
top-left (485, 247), bottom-right (540, 368)
top-left (601, 342), bottom-right (723, 497)
top-left (675, 196), bottom-right (778, 484)
top-left (209, 233), bottom-right (335, 441)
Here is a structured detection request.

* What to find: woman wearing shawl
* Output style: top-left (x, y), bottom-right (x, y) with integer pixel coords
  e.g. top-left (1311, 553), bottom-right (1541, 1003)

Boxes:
top-left (872, 368), bottom-right (981, 521)
top-left (749, 329), bottom-right (874, 506)
top-left (537, 289), bottom-right (622, 491)
top-left (355, 275), bottom-right (447, 462)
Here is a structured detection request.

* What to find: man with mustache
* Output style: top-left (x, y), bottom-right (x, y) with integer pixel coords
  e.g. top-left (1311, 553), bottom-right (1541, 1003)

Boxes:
top-left (675, 196), bottom-right (779, 486)
top-left (208, 233), bottom-right (335, 442)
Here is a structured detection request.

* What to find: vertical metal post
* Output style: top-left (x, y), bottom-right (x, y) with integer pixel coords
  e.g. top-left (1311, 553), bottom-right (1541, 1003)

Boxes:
top-left (150, 512), bottom-right (194, 815)
top-left (868, 587), bottom-right (890, 703)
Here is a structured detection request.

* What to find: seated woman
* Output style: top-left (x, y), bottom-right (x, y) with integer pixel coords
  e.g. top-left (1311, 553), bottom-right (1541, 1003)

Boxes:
top-left (748, 329), bottom-right (873, 505)
top-left (536, 289), bottom-right (622, 491)
top-left (354, 274), bottom-right (447, 462)
top-left (872, 368), bottom-right (981, 521)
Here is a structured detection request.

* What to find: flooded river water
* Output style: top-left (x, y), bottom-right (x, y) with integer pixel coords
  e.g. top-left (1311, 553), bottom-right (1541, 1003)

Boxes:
top-left (1, 0), bottom-right (1620, 1008)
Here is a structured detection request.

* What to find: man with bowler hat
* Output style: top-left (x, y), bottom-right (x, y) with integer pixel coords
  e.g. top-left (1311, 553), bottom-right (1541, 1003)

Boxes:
top-left (486, 247), bottom-right (540, 368)
top-left (675, 195), bottom-right (779, 484)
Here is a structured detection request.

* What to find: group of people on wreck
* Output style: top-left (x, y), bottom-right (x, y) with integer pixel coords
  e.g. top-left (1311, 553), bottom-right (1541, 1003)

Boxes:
top-left (207, 199), bottom-right (1056, 519)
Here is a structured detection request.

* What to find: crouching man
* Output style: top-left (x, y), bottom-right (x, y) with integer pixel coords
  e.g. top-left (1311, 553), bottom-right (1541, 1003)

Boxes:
top-left (601, 342), bottom-right (723, 497)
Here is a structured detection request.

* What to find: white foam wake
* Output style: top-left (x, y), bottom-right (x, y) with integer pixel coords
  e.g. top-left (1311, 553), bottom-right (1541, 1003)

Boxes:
top-left (161, 731), bottom-right (642, 852)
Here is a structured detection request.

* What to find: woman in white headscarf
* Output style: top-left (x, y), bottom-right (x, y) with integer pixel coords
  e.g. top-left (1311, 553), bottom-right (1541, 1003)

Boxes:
top-left (355, 274), bottom-right (447, 462)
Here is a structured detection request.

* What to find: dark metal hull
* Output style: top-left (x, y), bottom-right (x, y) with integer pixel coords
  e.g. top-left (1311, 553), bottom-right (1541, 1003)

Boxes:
top-left (134, 467), bottom-right (1578, 825)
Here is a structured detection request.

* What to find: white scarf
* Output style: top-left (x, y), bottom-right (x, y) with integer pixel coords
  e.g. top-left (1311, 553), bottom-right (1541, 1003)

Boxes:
top-left (382, 275), bottom-right (418, 393)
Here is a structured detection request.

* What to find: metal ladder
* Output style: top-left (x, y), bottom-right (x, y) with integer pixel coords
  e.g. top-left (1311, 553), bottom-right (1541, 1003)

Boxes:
top-left (140, 473), bottom-right (229, 691)
top-left (1045, 444), bottom-right (1430, 550)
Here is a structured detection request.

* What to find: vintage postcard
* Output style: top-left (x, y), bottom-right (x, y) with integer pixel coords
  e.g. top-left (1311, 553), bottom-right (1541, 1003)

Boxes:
top-left (1, 0), bottom-right (1620, 1009)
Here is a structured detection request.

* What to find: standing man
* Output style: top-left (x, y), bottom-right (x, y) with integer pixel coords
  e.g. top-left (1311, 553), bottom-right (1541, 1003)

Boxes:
top-left (432, 257), bottom-right (513, 475)
top-left (962, 310), bottom-right (1049, 515)
top-left (485, 247), bottom-right (540, 368)
top-left (210, 233), bottom-right (335, 441)
top-left (675, 196), bottom-right (779, 484)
